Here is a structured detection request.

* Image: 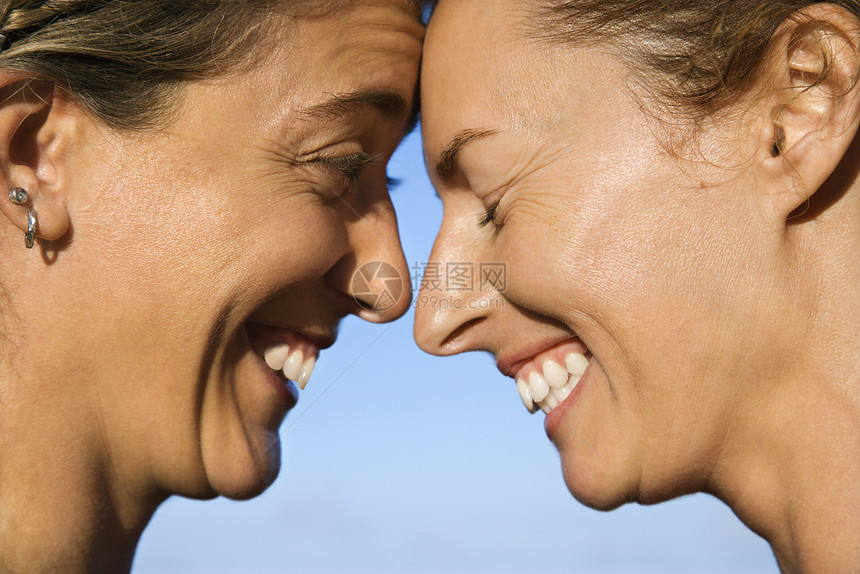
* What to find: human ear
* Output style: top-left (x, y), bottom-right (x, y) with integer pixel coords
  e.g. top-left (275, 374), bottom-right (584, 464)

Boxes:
top-left (758, 3), bottom-right (860, 219)
top-left (0, 74), bottom-right (76, 246)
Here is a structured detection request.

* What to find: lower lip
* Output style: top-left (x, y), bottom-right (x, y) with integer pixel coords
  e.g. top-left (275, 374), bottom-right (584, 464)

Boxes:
top-left (543, 366), bottom-right (590, 438)
top-left (241, 322), bottom-right (299, 412)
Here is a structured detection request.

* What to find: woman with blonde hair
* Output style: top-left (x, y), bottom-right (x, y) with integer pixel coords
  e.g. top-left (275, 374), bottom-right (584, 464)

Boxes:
top-left (416, 0), bottom-right (860, 570)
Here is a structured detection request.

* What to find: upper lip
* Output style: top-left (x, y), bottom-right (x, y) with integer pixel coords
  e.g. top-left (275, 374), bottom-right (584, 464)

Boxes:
top-left (246, 320), bottom-right (338, 351)
top-left (496, 335), bottom-right (582, 378)
top-left (302, 329), bottom-right (337, 351)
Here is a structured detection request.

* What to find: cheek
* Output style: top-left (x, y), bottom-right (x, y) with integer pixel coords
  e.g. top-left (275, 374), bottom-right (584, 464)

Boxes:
top-left (546, 175), bottom-right (709, 322)
top-left (181, 187), bottom-right (349, 288)
top-left (493, 185), bottom-right (635, 320)
top-left (496, 221), bottom-right (569, 310)
top-left (495, 177), bottom-right (713, 380)
top-left (240, 203), bottom-right (344, 272)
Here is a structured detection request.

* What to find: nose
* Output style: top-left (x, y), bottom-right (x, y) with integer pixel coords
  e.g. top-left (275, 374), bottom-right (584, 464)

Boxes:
top-left (413, 210), bottom-right (503, 356)
top-left (328, 198), bottom-right (413, 324)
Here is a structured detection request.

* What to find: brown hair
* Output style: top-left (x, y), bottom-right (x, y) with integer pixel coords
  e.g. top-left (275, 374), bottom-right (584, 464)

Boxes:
top-left (0, 0), bottom-right (426, 130)
top-left (0, 0), bottom-right (284, 129)
top-left (530, 0), bottom-right (860, 119)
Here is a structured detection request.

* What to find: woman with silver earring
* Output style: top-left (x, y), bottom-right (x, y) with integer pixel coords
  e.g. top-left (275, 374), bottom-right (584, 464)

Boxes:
top-left (0, 0), bottom-right (423, 571)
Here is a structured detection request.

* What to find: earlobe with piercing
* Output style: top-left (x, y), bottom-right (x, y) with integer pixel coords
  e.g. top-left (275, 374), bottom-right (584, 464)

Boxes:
top-left (8, 187), bottom-right (37, 249)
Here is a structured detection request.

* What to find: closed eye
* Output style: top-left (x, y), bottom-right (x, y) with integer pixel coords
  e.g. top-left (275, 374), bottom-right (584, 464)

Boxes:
top-left (322, 152), bottom-right (379, 184)
top-left (478, 201), bottom-right (499, 227)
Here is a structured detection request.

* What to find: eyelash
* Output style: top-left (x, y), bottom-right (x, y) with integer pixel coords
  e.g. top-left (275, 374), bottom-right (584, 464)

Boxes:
top-left (478, 201), bottom-right (500, 228)
top-left (321, 153), bottom-right (400, 193)
top-left (324, 153), bottom-right (377, 189)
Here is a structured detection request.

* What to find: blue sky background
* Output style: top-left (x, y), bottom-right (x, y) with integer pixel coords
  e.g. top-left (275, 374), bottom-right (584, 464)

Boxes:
top-left (133, 129), bottom-right (778, 574)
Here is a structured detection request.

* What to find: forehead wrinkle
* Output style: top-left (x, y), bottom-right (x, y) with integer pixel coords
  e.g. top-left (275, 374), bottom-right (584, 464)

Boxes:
top-left (298, 90), bottom-right (408, 122)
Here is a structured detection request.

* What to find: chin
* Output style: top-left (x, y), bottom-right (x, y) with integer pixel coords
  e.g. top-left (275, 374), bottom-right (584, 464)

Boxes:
top-left (560, 449), bottom-right (701, 512)
top-left (562, 472), bottom-right (631, 512)
top-left (202, 429), bottom-right (283, 501)
top-left (557, 448), bottom-right (636, 512)
top-left (219, 470), bottom-right (280, 501)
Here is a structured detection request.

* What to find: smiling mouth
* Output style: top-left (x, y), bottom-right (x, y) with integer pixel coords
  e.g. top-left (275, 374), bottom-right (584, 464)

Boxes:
top-left (263, 343), bottom-right (318, 389)
top-left (246, 322), bottom-right (324, 391)
top-left (512, 341), bottom-right (591, 415)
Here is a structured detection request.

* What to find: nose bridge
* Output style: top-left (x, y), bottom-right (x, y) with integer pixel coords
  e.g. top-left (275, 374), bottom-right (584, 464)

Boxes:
top-left (345, 200), bottom-right (412, 323)
top-left (413, 212), bottom-right (501, 355)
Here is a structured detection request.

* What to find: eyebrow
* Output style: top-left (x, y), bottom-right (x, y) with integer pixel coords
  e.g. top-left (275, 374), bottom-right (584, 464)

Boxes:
top-left (436, 128), bottom-right (500, 181)
top-left (299, 90), bottom-right (409, 122)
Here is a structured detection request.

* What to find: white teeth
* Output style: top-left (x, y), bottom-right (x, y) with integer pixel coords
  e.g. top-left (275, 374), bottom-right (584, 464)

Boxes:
top-left (528, 371), bottom-right (550, 402)
top-left (516, 377), bottom-right (535, 413)
top-left (543, 359), bottom-right (569, 388)
top-left (517, 353), bottom-right (591, 416)
top-left (565, 353), bottom-right (589, 377)
top-left (262, 342), bottom-right (318, 391)
top-left (553, 383), bottom-right (573, 404)
top-left (297, 356), bottom-right (316, 390)
top-left (283, 349), bottom-right (304, 383)
top-left (264, 344), bottom-right (290, 371)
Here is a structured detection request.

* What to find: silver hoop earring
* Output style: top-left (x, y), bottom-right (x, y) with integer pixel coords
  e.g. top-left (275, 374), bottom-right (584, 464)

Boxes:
top-left (9, 187), bottom-right (28, 205)
top-left (24, 208), bottom-right (36, 249)
top-left (8, 188), bottom-right (35, 248)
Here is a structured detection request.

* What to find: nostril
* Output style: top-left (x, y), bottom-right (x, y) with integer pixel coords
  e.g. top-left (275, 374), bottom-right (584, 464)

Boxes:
top-left (353, 295), bottom-right (379, 312)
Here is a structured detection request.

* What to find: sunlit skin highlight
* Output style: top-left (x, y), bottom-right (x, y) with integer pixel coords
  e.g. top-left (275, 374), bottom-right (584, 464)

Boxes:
top-left (415, 1), bottom-right (860, 571)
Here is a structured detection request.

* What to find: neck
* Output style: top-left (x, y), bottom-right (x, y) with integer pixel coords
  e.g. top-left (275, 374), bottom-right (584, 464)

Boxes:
top-left (0, 375), bottom-right (163, 573)
top-left (716, 383), bottom-right (860, 572)
top-left (713, 199), bottom-right (860, 573)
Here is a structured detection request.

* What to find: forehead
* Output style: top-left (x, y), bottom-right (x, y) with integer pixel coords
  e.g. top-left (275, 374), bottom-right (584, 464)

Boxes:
top-left (421, 0), bottom-right (560, 157)
top-left (256, 2), bottom-right (424, 119)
